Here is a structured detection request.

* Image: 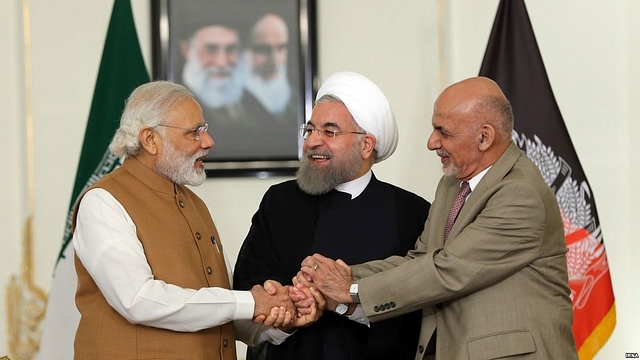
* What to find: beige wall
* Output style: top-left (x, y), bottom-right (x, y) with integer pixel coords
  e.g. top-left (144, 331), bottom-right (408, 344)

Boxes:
top-left (1, 0), bottom-right (637, 359)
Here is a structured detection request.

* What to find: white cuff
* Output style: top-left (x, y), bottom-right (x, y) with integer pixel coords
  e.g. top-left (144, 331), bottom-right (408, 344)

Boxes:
top-left (348, 304), bottom-right (370, 327)
top-left (233, 290), bottom-right (256, 320)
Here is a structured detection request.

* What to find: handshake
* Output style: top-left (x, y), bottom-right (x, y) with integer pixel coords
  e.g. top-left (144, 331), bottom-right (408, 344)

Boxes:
top-left (249, 254), bottom-right (354, 332)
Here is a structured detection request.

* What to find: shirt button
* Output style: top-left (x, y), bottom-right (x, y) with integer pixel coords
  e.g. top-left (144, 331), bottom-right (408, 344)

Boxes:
top-left (418, 345), bottom-right (424, 353)
top-left (207, 267), bottom-right (212, 274)
top-left (179, 200), bottom-right (185, 207)
top-left (196, 232), bottom-right (201, 240)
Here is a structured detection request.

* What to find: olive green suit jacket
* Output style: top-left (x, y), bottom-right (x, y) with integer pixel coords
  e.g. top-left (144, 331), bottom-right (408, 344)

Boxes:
top-left (352, 143), bottom-right (578, 360)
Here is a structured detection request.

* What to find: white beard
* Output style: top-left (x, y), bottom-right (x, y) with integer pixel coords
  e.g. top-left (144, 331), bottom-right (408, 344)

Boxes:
top-left (182, 47), bottom-right (243, 109)
top-left (241, 55), bottom-right (292, 115)
top-left (155, 135), bottom-right (207, 186)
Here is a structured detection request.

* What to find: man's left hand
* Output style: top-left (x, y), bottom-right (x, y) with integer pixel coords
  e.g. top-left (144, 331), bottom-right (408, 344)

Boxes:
top-left (299, 254), bottom-right (353, 304)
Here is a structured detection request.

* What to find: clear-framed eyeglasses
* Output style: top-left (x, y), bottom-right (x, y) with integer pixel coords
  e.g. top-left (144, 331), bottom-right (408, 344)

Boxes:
top-left (156, 123), bottom-right (209, 141)
top-left (299, 123), bottom-right (366, 140)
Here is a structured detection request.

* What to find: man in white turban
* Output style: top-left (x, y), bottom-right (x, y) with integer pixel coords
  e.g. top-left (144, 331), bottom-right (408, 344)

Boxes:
top-left (312, 71), bottom-right (399, 162)
top-left (234, 71), bottom-right (431, 360)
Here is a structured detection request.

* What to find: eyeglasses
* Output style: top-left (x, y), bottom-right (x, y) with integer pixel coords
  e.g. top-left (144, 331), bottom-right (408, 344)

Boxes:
top-left (299, 124), bottom-right (366, 140)
top-left (156, 123), bottom-right (209, 141)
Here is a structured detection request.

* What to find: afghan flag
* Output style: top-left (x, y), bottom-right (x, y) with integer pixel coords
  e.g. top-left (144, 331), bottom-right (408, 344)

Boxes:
top-left (37, 1), bottom-right (149, 358)
top-left (478, 0), bottom-right (615, 358)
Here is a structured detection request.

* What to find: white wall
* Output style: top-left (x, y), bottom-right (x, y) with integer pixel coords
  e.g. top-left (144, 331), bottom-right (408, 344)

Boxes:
top-left (1, 0), bottom-right (636, 359)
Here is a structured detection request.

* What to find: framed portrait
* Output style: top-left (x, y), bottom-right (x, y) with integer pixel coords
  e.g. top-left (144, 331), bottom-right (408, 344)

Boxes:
top-left (151, 0), bottom-right (317, 177)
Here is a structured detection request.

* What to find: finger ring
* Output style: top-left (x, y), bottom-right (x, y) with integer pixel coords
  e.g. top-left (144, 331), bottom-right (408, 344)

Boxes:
top-left (313, 264), bottom-right (318, 270)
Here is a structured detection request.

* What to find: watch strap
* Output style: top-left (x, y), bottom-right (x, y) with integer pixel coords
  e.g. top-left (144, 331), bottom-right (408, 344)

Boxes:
top-left (350, 282), bottom-right (361, 304)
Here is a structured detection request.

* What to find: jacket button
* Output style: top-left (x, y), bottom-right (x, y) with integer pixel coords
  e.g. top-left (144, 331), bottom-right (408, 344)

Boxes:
top-left (373, 305), bottom-right (379, 312)
top-left (207, 267), bottom-right (212, 274)
top-left (418, 345), bottom-right (424, 353)
top-left (223, 339), bottom-right (228, 347)
top-left (179, 200), bottom-right (185, 207)
top-left (384, 303), bottom-right (390, 310)
top-left (390, 302), bottom-right (396, 308)
top-left (196, 232), bottom-right (201, 240)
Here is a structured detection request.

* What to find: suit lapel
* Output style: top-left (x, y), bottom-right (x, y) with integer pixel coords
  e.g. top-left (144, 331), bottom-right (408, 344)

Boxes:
top-left (471, 142), bottom-right (522, 196)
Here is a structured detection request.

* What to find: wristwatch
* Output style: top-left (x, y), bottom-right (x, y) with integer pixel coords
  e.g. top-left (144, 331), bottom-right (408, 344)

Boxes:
top-left (334, 303), bottom-right (349, 315)
top-left (350, 281), bottom-right (361, 304)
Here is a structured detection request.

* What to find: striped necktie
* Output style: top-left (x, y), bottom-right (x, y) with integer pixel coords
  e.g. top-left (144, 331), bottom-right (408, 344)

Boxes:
top-left (443, 181), bottom-right (471, 242)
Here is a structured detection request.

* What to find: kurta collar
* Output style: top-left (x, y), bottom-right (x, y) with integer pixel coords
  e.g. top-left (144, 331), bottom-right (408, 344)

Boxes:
top-left (122, 156), bottom-right (177, 195)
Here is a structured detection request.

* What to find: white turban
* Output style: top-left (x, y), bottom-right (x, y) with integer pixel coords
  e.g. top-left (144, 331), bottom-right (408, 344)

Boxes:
top-left (315, 71), bottom-right (398, 163)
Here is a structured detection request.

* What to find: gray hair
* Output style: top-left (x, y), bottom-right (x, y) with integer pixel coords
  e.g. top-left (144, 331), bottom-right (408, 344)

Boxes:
top-left (109, 81), bottom-right (195, 158)
top-left (476, 96), bottom-right (514, 138)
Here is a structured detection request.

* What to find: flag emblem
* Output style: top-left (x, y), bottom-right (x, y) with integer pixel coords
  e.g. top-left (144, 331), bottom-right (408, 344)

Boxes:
top-left (514, 132), bottom-right (610, 310)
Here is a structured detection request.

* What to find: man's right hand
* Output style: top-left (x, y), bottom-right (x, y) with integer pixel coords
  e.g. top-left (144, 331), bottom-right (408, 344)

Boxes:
top-left (250, 283), bottom-right (297, 325)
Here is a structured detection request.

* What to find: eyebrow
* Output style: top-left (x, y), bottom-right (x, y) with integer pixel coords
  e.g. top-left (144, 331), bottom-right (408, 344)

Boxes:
top-left (308, 121), bottom-right (341, 129)
top-left (187, 123), bottom-right (206, 130)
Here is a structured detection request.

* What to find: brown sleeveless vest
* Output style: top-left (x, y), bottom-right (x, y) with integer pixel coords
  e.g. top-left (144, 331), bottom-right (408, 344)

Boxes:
top-left (73, 157), bottom-right (237, 360)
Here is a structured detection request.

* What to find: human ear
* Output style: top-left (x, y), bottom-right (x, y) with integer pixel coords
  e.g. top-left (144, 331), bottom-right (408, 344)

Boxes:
top-left (361, 134), bottom-right (376, 160)
top-left (140, 127), bottom-right (159, 155)
top-left (478, 124), bottom-right (495, 151)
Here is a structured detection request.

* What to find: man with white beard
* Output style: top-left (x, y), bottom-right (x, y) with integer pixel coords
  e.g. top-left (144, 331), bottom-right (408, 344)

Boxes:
top-left (178, 20), bottom-right (298, 161)
top-left (242, 13), bottom-right (297, 124)
top-left (180, 24), bottom-right (245, 125)
top-left (71, 81), bottom-right (324, 359)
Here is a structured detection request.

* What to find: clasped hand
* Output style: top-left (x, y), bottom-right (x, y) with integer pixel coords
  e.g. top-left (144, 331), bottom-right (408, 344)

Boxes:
top-left (251, 279), bottom-right (326, 332)
top-left (294, 254), bottom-right (354, 309)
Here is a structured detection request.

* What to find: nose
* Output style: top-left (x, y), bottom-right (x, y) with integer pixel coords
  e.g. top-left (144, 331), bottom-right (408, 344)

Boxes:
top-left (304, 129), bottom-right (325, 148)
top-left (427, 131), bottom-right (439, 151)
top-left (201, 130), bottom-right (214, 149)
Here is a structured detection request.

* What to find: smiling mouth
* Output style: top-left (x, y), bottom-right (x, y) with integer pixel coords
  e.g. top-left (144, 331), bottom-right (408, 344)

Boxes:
top-left (310, 154), bottom-right (331, 162)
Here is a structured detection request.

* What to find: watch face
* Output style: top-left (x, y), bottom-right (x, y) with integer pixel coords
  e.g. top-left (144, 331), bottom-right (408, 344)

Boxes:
top-left (350, 283), bottom-right (359, 293)
top-left (335, 303), bottom-right (348, 315)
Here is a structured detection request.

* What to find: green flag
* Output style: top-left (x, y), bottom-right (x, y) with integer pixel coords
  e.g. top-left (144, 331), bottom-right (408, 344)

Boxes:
top-left (61, 0), bottom-right (150, 262)
top-left (38, 1), bottom-right (149, 358)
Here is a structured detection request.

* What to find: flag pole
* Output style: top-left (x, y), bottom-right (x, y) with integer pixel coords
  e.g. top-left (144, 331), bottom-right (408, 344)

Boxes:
top-left (7, 0), bottom-right (48, 358)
